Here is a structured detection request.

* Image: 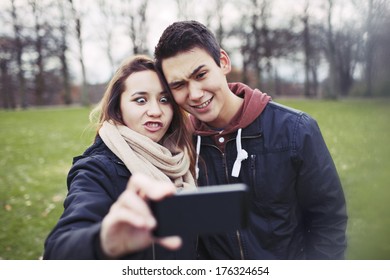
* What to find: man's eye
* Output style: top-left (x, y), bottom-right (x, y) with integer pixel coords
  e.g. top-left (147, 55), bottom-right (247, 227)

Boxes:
top-left (196, 72), bottom-right (206, 79)
top-left (171, 83), bottom-right (184, 90)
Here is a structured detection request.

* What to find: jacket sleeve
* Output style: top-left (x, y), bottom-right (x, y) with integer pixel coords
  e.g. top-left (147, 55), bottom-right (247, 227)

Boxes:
top-left (294, 114), bottom-right (348, 259)
top-left (43, 156), bottom-right (146, 260)
top-left (43, 156), bottom-right (119, 259)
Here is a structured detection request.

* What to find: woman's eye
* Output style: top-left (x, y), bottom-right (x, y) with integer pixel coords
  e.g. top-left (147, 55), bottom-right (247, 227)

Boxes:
top-left (160, 96), bottom-right (170, 103)
top-left (135, 97), bottom-right (146, 104)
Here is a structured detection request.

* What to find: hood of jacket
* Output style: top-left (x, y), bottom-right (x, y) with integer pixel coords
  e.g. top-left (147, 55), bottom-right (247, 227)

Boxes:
top-left (190, 82), bottom-right (271, 179)
top-left (190, 82), bottom-right (271, 136)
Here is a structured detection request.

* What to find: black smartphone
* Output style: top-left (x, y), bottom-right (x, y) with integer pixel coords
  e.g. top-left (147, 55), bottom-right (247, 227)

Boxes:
top-left (150, 183), bottom-right (249, 237)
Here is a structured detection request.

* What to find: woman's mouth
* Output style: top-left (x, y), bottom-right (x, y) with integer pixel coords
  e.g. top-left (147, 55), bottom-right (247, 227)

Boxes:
top-left (144, 121), bottom-right (163, 132)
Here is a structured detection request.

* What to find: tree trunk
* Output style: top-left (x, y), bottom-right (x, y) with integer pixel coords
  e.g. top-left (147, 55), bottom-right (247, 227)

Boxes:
top-left (31, 0), bottom-right (46, 106)
top-left (68, 0), bottom-right (89, 106)
top-left (326, 0), bottom-right (338, 99)
top-left (11, 0), bottom-right (27, 108)
top-left (364, 0), bottom-right (374, 97)
top-left (59, 0), bottom-right (72, 105)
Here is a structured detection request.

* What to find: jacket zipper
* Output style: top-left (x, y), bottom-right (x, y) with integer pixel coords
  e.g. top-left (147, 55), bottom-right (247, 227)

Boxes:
top-left (250, 154), bottom-right (256, 187)
top-left (236, 230), bottom-right (245, 259)
top-left (204, 141), bottom-right (246, 259)
top-left (222, 152), bottom-right (229, 182)
top-left (224, 141), bottom-right (245, 260)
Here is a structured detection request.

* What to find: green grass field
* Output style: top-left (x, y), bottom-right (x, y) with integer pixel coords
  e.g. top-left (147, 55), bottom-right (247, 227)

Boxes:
top-left (0, 99), bottom-right (389, 260)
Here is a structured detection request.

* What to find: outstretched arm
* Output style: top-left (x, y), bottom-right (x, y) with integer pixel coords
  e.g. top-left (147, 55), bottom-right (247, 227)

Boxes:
top-left (100, 173), bottom-right (182, 258)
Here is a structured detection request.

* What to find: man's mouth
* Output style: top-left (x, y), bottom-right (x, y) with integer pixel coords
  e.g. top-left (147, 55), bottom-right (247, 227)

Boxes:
top-left (191, 97), bottom-right (213, 109)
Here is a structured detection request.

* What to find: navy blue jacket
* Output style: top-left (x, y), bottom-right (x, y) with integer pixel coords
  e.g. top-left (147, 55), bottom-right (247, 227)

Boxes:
top-left (196, 101), bottom-right (348, 259)
top-left (43, 137), bottom-right (196, 259)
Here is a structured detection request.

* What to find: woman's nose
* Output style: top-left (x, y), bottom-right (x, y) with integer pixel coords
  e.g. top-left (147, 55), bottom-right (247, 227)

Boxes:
top-left (146, 101), bottom-right (162, 116)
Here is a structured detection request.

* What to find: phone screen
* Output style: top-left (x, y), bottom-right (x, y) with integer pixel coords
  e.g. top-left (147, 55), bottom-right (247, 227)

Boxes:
top-left (150, 184), bottom-right (249, 237)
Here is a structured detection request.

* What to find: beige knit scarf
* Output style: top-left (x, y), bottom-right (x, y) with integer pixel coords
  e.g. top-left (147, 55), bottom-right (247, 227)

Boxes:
top-left (99, 121), bottom-right (196, 190)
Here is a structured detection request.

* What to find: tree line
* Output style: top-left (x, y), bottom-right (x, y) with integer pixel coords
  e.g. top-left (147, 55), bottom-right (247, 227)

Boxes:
top-left (0, 0), bottom-right (389, 109)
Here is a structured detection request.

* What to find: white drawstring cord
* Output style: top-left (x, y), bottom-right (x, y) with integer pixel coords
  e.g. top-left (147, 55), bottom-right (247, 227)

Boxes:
top-left (232, 128), bottom-right (248, 177)
top-left (195, 135), bottom-right (201, 179)
top-left (196, 129), bottom-right (247, 178)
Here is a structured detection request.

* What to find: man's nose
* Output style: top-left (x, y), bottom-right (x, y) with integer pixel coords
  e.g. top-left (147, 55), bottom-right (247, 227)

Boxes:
top-left (188, 82), bottom-right (204, 101)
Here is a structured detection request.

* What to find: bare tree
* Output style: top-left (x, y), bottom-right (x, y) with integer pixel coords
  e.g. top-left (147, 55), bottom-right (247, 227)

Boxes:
top-left (56, 0), bottom-right (72, 105)
top-left (4, 0), bottom-right (66, 108)
top-left (334, 25), bottom-right (361, 96)
top-left (96, 0), bottom-right (120, 76)
top-left (175, 0), bottom-right (195, 20)
top-left (0, 37), bottom-right (16, 109)
top-left (323, 0), bottom-right (339, 99)
top-left (374, 3), bottom-right (390, 96)
top-left (301, 1), bottom-right (319, 98)
top-left (231, 0), bottom-right (300, 91)
top-left (121, 0), bottom-right (149, 55)
top-left (29, 0), bottom-right (46, 106)
top-left (364, 0), bottom-right (375, 97)
top-left (238, 0), bottom-right (294, 90)
top-left (10, 0), bottom-right (28, 108)
top-left (240, 31), bottom-right (252, 86)
top-left (68, 0), bottom-right (89, 106)
top-left (359, 0), bottom-right (389, 97)
top-left (204, 0), bottom-right (227, 47)
top-left (238, 0), bottom-right (268, 89)
top-left (314, 0), bottom-right (388, 97)
top-left (214, 0), bottom-right (225, 47)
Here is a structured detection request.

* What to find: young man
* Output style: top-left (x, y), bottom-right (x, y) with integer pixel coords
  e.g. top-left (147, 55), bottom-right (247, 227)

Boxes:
top-left (154, 20), bottom-right (347, 259)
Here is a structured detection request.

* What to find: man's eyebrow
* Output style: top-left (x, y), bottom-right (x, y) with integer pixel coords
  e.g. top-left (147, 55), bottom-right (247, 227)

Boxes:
top-left (168, 64), bottom-right (206, 88)
top-left (188, 64), bottom-right (205, 79)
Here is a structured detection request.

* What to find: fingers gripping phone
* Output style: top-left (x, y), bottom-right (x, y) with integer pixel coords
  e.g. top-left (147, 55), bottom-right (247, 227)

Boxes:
top-left (150, 184), bottom-right (249, 237)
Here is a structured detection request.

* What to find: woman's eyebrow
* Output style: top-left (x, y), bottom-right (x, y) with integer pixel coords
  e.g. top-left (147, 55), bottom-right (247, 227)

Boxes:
top-left (131, 91), bottom-right (147, 96)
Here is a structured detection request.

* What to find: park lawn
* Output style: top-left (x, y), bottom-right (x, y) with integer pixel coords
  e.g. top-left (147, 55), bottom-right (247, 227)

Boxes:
top-left (0, 106), bottom-right (95, 259)
top-left (279, 98), bottom-right (390, 259)
top-left (0, 99), bottom-right (389, 259)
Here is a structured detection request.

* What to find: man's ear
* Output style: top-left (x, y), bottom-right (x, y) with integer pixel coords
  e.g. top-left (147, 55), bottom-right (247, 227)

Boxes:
top-left (220, 49), bottom-right (231, 74)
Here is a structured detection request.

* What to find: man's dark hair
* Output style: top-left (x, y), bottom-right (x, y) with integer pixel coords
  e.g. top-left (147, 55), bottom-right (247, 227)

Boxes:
top-left (154, 20), bottom-right (221, 71)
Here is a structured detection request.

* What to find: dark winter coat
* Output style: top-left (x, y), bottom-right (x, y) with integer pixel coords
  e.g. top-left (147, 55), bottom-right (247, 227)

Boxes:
top-left (194, 83), bottom-right (347, 259)
top-left (43, 137), bottom-right (196, 260)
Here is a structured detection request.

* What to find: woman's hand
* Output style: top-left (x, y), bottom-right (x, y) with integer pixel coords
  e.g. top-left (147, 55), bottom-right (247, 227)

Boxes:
top-left (100, 173), bottom-right (182, 258)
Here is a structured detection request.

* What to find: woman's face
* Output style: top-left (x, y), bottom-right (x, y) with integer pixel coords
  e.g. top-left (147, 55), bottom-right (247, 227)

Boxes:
top-left (120, 70), bottom-right (174, 143)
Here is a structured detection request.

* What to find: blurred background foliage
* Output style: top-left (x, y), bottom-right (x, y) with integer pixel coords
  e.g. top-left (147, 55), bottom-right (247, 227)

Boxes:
top-left (1, 0), bottom-right (390, 109)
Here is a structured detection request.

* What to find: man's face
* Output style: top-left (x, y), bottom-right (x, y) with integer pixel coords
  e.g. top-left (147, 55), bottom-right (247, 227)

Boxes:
top-left (161, 47), bottom-right (232, 128)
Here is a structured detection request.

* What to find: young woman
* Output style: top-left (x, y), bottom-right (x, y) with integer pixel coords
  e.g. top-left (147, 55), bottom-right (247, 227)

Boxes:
top-left (43, 55), bottom-right (196, 259)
